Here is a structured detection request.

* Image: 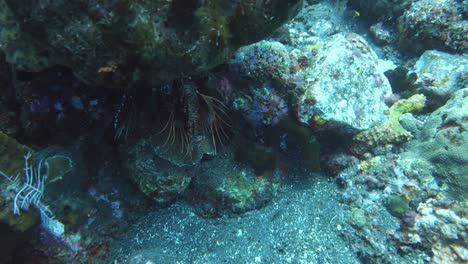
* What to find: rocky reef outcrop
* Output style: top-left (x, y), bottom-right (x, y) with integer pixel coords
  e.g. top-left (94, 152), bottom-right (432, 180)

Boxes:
top-left (0, 0), bottom-right (303, 88)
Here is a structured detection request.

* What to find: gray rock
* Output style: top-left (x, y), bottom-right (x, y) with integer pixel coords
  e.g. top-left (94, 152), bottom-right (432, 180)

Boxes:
top-left (296, 33), bottom-right (392, 132)
top-left (369, 22), bottom-right (398, 45)
top-left (413, 50), bottom-right (468, 110)
top-left (398, 0), bottom-right (468, 53)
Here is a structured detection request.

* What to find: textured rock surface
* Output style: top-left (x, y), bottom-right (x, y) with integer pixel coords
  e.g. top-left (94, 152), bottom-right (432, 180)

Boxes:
top-left (402, 89), bottom-right (468, 201)
top-left (122, 137), bottom-right (193, 204)
top-left (278, 1), bottom-right (344, 47)
top-left (412, 50), bottom-right (468, 110)
top-left (369, 22), bottom-right (398, 45)
top-left (398, 0), bottom-right (468, 54)
top-left (351, 94), bottom-right (426, 155)
top-left (396, 199), bottom-right (468, 264)
top-left (0, 132), bottom-right (31, 178)
top-left (0, 0), bottom-right (302, 88)
top-left (188, 150), bottom-right (279, 217)
top-left (229, 40), bottom-right (291, 84)
top-left (296, 33), bottom-right (392, 132)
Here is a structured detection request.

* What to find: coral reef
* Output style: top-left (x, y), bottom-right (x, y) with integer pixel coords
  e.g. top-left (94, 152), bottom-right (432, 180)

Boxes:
top-left (401, 88), bottom-right (468, 202)
top-left (395, 199), bottom-right (468, 263)
top-left (336, 144), bottom-right (467, 263)
top-left (12, 66), bottom-right (117, 143)
top-left (281, 1), bottom-right (346, 46)
top-left (36, 147), bottom-right (88, 228)
top-left (1, 145), bottom-right (81, 229)
top-left (0, 139), bottom-right (94, 262)
top-left (369, 22), bottom-right (398, 45)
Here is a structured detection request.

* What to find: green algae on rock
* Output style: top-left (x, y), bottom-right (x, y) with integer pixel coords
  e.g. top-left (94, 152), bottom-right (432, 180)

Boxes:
top-left (385, 195), bottom-right (411, 217)
top-left (0, 132), bottom-right (38, 232)
top-left (0, 132), bottom-right (32, 177)
top-left (349, 207), bottom-right (368, 229)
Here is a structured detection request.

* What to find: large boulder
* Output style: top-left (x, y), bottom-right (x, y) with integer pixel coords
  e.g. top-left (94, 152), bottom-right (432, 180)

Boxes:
top-left (296, 33), bottom-right (392, 133)
top-left (0, 0), bottom-right (303, 88)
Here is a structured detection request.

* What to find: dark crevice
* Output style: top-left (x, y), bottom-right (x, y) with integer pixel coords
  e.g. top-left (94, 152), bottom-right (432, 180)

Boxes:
top-left (166, 0), bottom-right (199, 31)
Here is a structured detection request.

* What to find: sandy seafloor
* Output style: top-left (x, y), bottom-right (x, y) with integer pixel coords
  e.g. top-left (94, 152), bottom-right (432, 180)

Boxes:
top-left (109, 172), bottom-right (415, 264)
